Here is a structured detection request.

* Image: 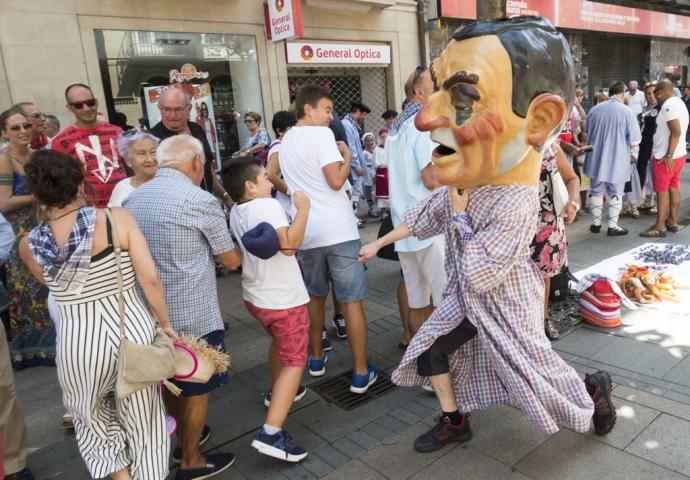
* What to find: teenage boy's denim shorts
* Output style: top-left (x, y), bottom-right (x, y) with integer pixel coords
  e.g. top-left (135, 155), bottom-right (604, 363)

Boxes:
top-left (297, 239), bottom-right (366, 302)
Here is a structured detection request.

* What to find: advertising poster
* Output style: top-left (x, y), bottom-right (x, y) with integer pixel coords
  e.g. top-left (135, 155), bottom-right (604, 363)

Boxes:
top-left (144, 82), bottom-right (222, 169)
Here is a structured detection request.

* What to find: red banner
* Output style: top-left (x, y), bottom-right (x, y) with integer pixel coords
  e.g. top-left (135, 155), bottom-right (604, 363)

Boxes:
top-left (440, 1), bottom-right (477, 20)
top-left (505, 0), bottom-right (690, 39)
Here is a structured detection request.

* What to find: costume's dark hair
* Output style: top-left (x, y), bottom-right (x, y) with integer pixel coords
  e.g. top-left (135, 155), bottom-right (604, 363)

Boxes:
top-left (295, 85), bottom-right (334, 119)
top-left (350, 101), bottom-right (371, 114)
top-left (64, 83), bottom-right (93, 102)
top-left (24, 150), bottom-right (85, 208)
top-left (452, 15), bottom-right (575, 118)
top-left (609, 81), bottom-right (626, 96)
top-left (0, 106), bottom-right (27, 131)
top-left (221, 155), bottom-right (263, 202)
top-left (271, 110), bottom-right (297, 137)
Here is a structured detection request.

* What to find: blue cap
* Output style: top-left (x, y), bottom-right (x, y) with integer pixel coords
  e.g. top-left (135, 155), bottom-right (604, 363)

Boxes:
top-left (241, 222), bottom-right (280, 260)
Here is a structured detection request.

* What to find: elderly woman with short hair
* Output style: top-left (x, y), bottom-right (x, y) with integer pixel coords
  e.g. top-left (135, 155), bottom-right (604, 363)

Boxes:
top-left (235, 111), bottom-right (270, 158)
top-left (108, 129), bottom-right (160, 207)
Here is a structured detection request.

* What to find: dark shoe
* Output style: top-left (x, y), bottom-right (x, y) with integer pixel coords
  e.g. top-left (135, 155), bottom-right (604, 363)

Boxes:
top-left (332, 314), bottom-right (347, 339)
top-left (174, 452), bottom-right (235, 480)
top-left (666, 222), bottom-right (680, 233)
top-left (321, 327), bottom-right (332, 352)
top-left (414, 415), bottom-right (473, 453)
top-left (252, 428), bottom-right (308, 462)
top-left (264, 385), bottom-right (307, 407)
top-left (590, 224), bottom-right (601, 233)
top-left (585, 371), bottom-right (616, 435)
top-left (5, 468), bottom-right (35, 480)
top-left (607, 226), bottom-right (628, 236)
top-left (545, 319), bottom-right (560, 341)
top-left (398, 341), bottom-right (409, 350)
top-left (172, 425), bottom-right (211, 464)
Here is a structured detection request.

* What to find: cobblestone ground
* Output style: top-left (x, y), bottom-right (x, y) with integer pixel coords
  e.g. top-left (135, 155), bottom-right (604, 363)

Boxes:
top-left (16, 167), bottom-right (690, 479)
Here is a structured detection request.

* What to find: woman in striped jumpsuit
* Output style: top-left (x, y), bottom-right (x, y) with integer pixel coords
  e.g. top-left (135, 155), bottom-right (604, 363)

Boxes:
top-left (18, 150), bottom-right (176, 480)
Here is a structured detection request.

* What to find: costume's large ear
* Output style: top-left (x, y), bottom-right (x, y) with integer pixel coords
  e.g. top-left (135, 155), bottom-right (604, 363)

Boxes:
top-left (525, 93), bottom-right (567, 149)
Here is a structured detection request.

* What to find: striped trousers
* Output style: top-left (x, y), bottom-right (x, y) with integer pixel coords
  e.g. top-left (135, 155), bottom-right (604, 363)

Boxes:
top-left (56, 290), bottom-right (169, 479)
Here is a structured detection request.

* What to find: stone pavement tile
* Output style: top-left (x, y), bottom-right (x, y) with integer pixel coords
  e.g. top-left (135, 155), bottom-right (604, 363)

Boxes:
top-left (662, 390), bottom-right (690, 407)
top-left (387, 406), bottom-right (421, 425)
top-left (346, 429), bottom-right (380, 450)
top-left (515, 429), bottom-right (686, 480)
top-left (466, 405), bottom-right (551, 466)
top-left (400, 399), bottom-right (437, 419)
top-left (26, 437), bottom-right (90, 479)
top-left (626, 413), bottom-right (690, 477)
top-left (373, 414), bottom-right (411, 435)
top-left (410, 446), bottom-right (532, 480)
top-left (358, 422), bottom-right (457, 479)
top-left (219, 431), bottom-right (306, 480)
top-left (364, 299), bottom-right (397, 317)
top-left (664, 355), bottom-right (690, 387)
top-left (367, 328), bottom-right (406, 364)
top-left (586, 399), bottom-right (660, 450)
top-left (321, 459), bottom-right (387, 480)
top-left (359, 421), bottom-right (396, 441)
top-left (614, 385), bottom-right (690, 422)
top-left (23, 401), bottom-right (73, 451)
top-left (331, 436), bottom-right (367, 458)
top-left (590, 334), bottom-right (686, 378)
top-left (312, 444), bottom-right (352, 468)
top-left (230, 335), bottom-right (273, 373)
top-left (553, 327), bottom-right (615, 359)
top-left (301, 455), bottom-right (335, 478)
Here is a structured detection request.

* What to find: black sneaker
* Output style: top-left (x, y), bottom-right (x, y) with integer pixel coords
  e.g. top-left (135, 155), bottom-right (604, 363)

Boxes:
top-left (322, 327), bottom-right (332, 352)
top-left (5, 468), bottom-right (35, 480)
top-left (172, 425), bottom-right (211, 464)
top-left (332, 314), bottom-right (347, 339)
top-left (585, 370), bottom-right (616, 435)
top-left (264, 385), bottom-right (307, 407)
top-left (607, 226), bottom-right (629, 237)
top-left (590, 224), bottom-right (601, 233)
top-left (174, 452), bottom-right (235, 480)
top-left (413, 415), bottom-right (473, 453)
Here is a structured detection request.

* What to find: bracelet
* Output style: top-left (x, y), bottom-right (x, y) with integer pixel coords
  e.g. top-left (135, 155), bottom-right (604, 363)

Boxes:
top-left (568, 200), bottom-right (580, 211)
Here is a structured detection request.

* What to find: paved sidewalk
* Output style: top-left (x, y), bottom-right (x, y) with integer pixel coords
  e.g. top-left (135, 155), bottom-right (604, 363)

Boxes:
top-left (16, 166), bottom-right (690, 479)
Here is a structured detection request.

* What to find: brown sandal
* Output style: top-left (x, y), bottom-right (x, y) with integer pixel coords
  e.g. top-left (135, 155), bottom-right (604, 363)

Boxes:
top-left (545, 319), bottom-right (560, 341)
top-left (666, 222), bottom-right (680, 233)
top-left (639, 227), bottom-right (667, 238)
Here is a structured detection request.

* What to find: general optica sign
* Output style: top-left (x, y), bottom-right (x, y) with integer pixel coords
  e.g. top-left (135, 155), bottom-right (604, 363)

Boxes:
top-left (505, 0), bottom-right (690, 39)
top-left (264, 0), bottom-right (303, 42)
top-left (286, 42), bottom-right (391, 65)
top-left (439, 1), bottom-right (477, 20)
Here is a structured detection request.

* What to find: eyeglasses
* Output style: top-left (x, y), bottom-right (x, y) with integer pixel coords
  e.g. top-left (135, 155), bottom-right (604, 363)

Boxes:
top-left (160, 106), bottom-right (187, 114)
top-left (69, 98), bottom-right (97, 110)
top-left (244, 119), bottom-right (256, 124)
top-left (9, 123), bottom-right (33, 132)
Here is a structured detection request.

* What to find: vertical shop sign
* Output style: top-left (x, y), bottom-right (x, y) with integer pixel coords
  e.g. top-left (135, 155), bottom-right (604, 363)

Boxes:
top-left (264, 0), bottom-right (304, 41)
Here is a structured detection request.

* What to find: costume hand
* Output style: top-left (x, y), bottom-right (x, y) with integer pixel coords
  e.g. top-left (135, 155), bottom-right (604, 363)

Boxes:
top-left (664, 156), bottom-right (674, 172)
top-left (448, 186), bottom-right (469, 214)
top-left (292, 191), bottom-right (310, 211)
top-left (563, 203), bottom-right (577, 225)
top-left (359, 242), bottom-right (380, 263)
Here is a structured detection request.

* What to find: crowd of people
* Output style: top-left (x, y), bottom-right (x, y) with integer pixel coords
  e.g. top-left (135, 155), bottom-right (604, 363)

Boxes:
top-left (0, 48), bottom-right (686, 479)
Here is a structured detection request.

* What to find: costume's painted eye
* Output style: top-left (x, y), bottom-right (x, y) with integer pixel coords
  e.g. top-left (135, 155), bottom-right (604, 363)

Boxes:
top-left (451, 84), bottom-right (480, 126)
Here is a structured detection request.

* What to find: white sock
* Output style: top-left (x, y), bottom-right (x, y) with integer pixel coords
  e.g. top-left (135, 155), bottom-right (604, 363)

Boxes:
top-left (589, 195), bottom-right (604, 226)
top-left (608, 194), bottom-right (622, 228)
top-left (263, 424), bottom-right (281, 435)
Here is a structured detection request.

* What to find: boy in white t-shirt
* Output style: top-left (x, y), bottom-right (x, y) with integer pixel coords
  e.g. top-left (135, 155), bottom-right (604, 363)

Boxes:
top-left (279, 85), bottom-right (377, 394)
top-left (223, 156), bottom-right (310, 463)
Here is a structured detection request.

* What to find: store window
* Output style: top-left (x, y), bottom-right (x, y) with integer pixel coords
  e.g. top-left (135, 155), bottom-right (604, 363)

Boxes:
top-left (94, 30), bottom-right (265, 168)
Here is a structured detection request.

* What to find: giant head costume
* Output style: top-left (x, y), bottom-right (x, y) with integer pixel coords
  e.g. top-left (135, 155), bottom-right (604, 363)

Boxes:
top-left (416, 16), bottom-right (575, 188)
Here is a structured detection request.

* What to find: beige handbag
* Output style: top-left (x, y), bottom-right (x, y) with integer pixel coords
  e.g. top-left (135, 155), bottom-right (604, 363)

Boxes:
top-left (106, 209), bottom-right (177, 400)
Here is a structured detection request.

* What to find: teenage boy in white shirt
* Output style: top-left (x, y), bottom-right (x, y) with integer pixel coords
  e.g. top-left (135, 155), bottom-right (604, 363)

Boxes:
top-left (279, 85), bottom-right (377, 394)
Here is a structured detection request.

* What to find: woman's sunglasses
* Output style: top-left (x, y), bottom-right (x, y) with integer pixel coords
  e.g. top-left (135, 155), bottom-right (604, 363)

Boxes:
top-left (9, 123), bottom-right (32, 132)
top-left (69, 98), bottom-right (97, 110)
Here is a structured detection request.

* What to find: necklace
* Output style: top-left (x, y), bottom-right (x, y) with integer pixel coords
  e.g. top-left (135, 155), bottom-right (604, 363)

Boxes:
top-left (48, 206), bottom-right (83, 221)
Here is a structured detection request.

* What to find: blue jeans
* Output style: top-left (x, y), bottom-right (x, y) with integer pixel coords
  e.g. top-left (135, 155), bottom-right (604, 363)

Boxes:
top-left (298, 240), bottom-right (366, 302)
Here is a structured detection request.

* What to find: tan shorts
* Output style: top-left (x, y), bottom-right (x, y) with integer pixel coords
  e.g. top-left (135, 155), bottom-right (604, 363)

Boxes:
top-left (398, 237), bottom-right (447, 309)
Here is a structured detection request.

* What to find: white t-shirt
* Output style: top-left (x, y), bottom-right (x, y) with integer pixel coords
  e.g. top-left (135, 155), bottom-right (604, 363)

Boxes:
top-left (625, 89), bottom-right (646, 116)
top-left (653, 96), bottom-right (690, 159)
top-left (279, 126), bottom-right (359, 250)
top-left (229, 198), bottom-right (309, 309)
top-left (108, 177), bottom-right (135, 207)
top-left (267, 140), bottom-right (292, 219)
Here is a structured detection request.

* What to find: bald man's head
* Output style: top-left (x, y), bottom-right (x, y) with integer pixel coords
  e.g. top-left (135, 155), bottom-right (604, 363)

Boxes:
top-left (655, 79), bottom-right (676, 105)
top-left (158, 87), bottom-right (192, 132)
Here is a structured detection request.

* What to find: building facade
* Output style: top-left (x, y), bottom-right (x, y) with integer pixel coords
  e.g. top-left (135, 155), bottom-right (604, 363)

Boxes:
top-left (0, 0), bottom-right (425, 159)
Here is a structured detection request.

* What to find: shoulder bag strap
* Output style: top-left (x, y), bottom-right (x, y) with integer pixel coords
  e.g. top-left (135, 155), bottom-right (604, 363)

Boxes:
top-left (104, 208), bottom-right (126, 340)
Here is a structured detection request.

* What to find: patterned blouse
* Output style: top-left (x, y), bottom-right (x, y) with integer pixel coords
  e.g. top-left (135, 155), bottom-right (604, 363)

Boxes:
top-left (241, 127), bottom-right (271, 152)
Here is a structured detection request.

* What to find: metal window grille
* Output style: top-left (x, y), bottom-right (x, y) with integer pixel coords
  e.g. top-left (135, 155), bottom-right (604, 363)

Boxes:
top-left (288, 67), bottom-right (390, 134)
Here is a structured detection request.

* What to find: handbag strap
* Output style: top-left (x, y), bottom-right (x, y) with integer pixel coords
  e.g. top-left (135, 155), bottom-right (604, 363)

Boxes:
top-left (104, 208), bottom-right (126, 340)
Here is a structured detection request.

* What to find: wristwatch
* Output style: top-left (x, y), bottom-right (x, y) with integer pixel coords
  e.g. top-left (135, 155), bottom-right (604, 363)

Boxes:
top-left (665, 153), bottom-right (673, 158)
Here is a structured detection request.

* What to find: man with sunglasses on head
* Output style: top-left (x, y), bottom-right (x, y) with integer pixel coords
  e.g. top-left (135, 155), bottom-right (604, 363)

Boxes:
top-left (51, 83), bottom-right (126, 208)
top-left (386, 66), bottom-right (445, 338)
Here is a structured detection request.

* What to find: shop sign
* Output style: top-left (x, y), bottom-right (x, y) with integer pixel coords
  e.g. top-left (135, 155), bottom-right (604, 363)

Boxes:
top-left (439, 1), bottom-right (477, 20)
top-left (505, 0), bottom-right (690, 40)
top-left (286, 42), bottom-right (391, 65)
top-left (264, 0), bottom-right (303, 42)
top-left (169, 63), bottom-right (209, 83)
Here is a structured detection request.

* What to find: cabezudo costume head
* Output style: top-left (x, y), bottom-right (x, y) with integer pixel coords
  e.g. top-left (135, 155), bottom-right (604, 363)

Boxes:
top-left (416, 16), bottom-right (575, 188)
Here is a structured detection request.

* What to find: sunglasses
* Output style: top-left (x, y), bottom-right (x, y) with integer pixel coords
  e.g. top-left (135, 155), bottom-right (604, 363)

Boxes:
top-left (244, 119), bottom-right (256, 124)
top-left (69, 98), bottom-right (97, 110)
top-left (413, 65), bottom-right (427, 82)
top-left (9, 123), bottom-right (33, 132)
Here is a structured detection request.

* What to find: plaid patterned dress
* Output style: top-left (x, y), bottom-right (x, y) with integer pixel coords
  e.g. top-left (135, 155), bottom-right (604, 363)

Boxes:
top-left (392, 185), bottom-right (594, 434)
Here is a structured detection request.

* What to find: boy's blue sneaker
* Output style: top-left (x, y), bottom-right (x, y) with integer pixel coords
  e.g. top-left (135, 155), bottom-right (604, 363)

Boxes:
top-left (308, 354), bottom-right (328, 377)
top-left (332, 314), bottom-right (347, 339)
top-left (251, 428), bottom-right (308, 462)
top-left (322, 327), bottom-right (332, 352)
top-left (350, 363), bottom-right (377, 394)
top-left (263, 385), bottom-right (307, 407)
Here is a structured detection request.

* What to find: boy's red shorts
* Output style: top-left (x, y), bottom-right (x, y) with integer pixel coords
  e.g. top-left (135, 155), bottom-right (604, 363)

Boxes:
top-left (652, 155), bottom-right (687, 192)
top-left (244, 301), bottom-right (309, 367)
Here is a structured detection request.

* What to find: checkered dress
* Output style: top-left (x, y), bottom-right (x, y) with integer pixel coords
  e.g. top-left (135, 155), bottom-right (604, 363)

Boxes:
top-left (392, 185), bottom-right (594, 434)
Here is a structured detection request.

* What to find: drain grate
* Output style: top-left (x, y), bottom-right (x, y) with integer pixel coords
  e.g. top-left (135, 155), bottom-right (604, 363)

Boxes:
top-left (309, 369), bottom-right (397, 411)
